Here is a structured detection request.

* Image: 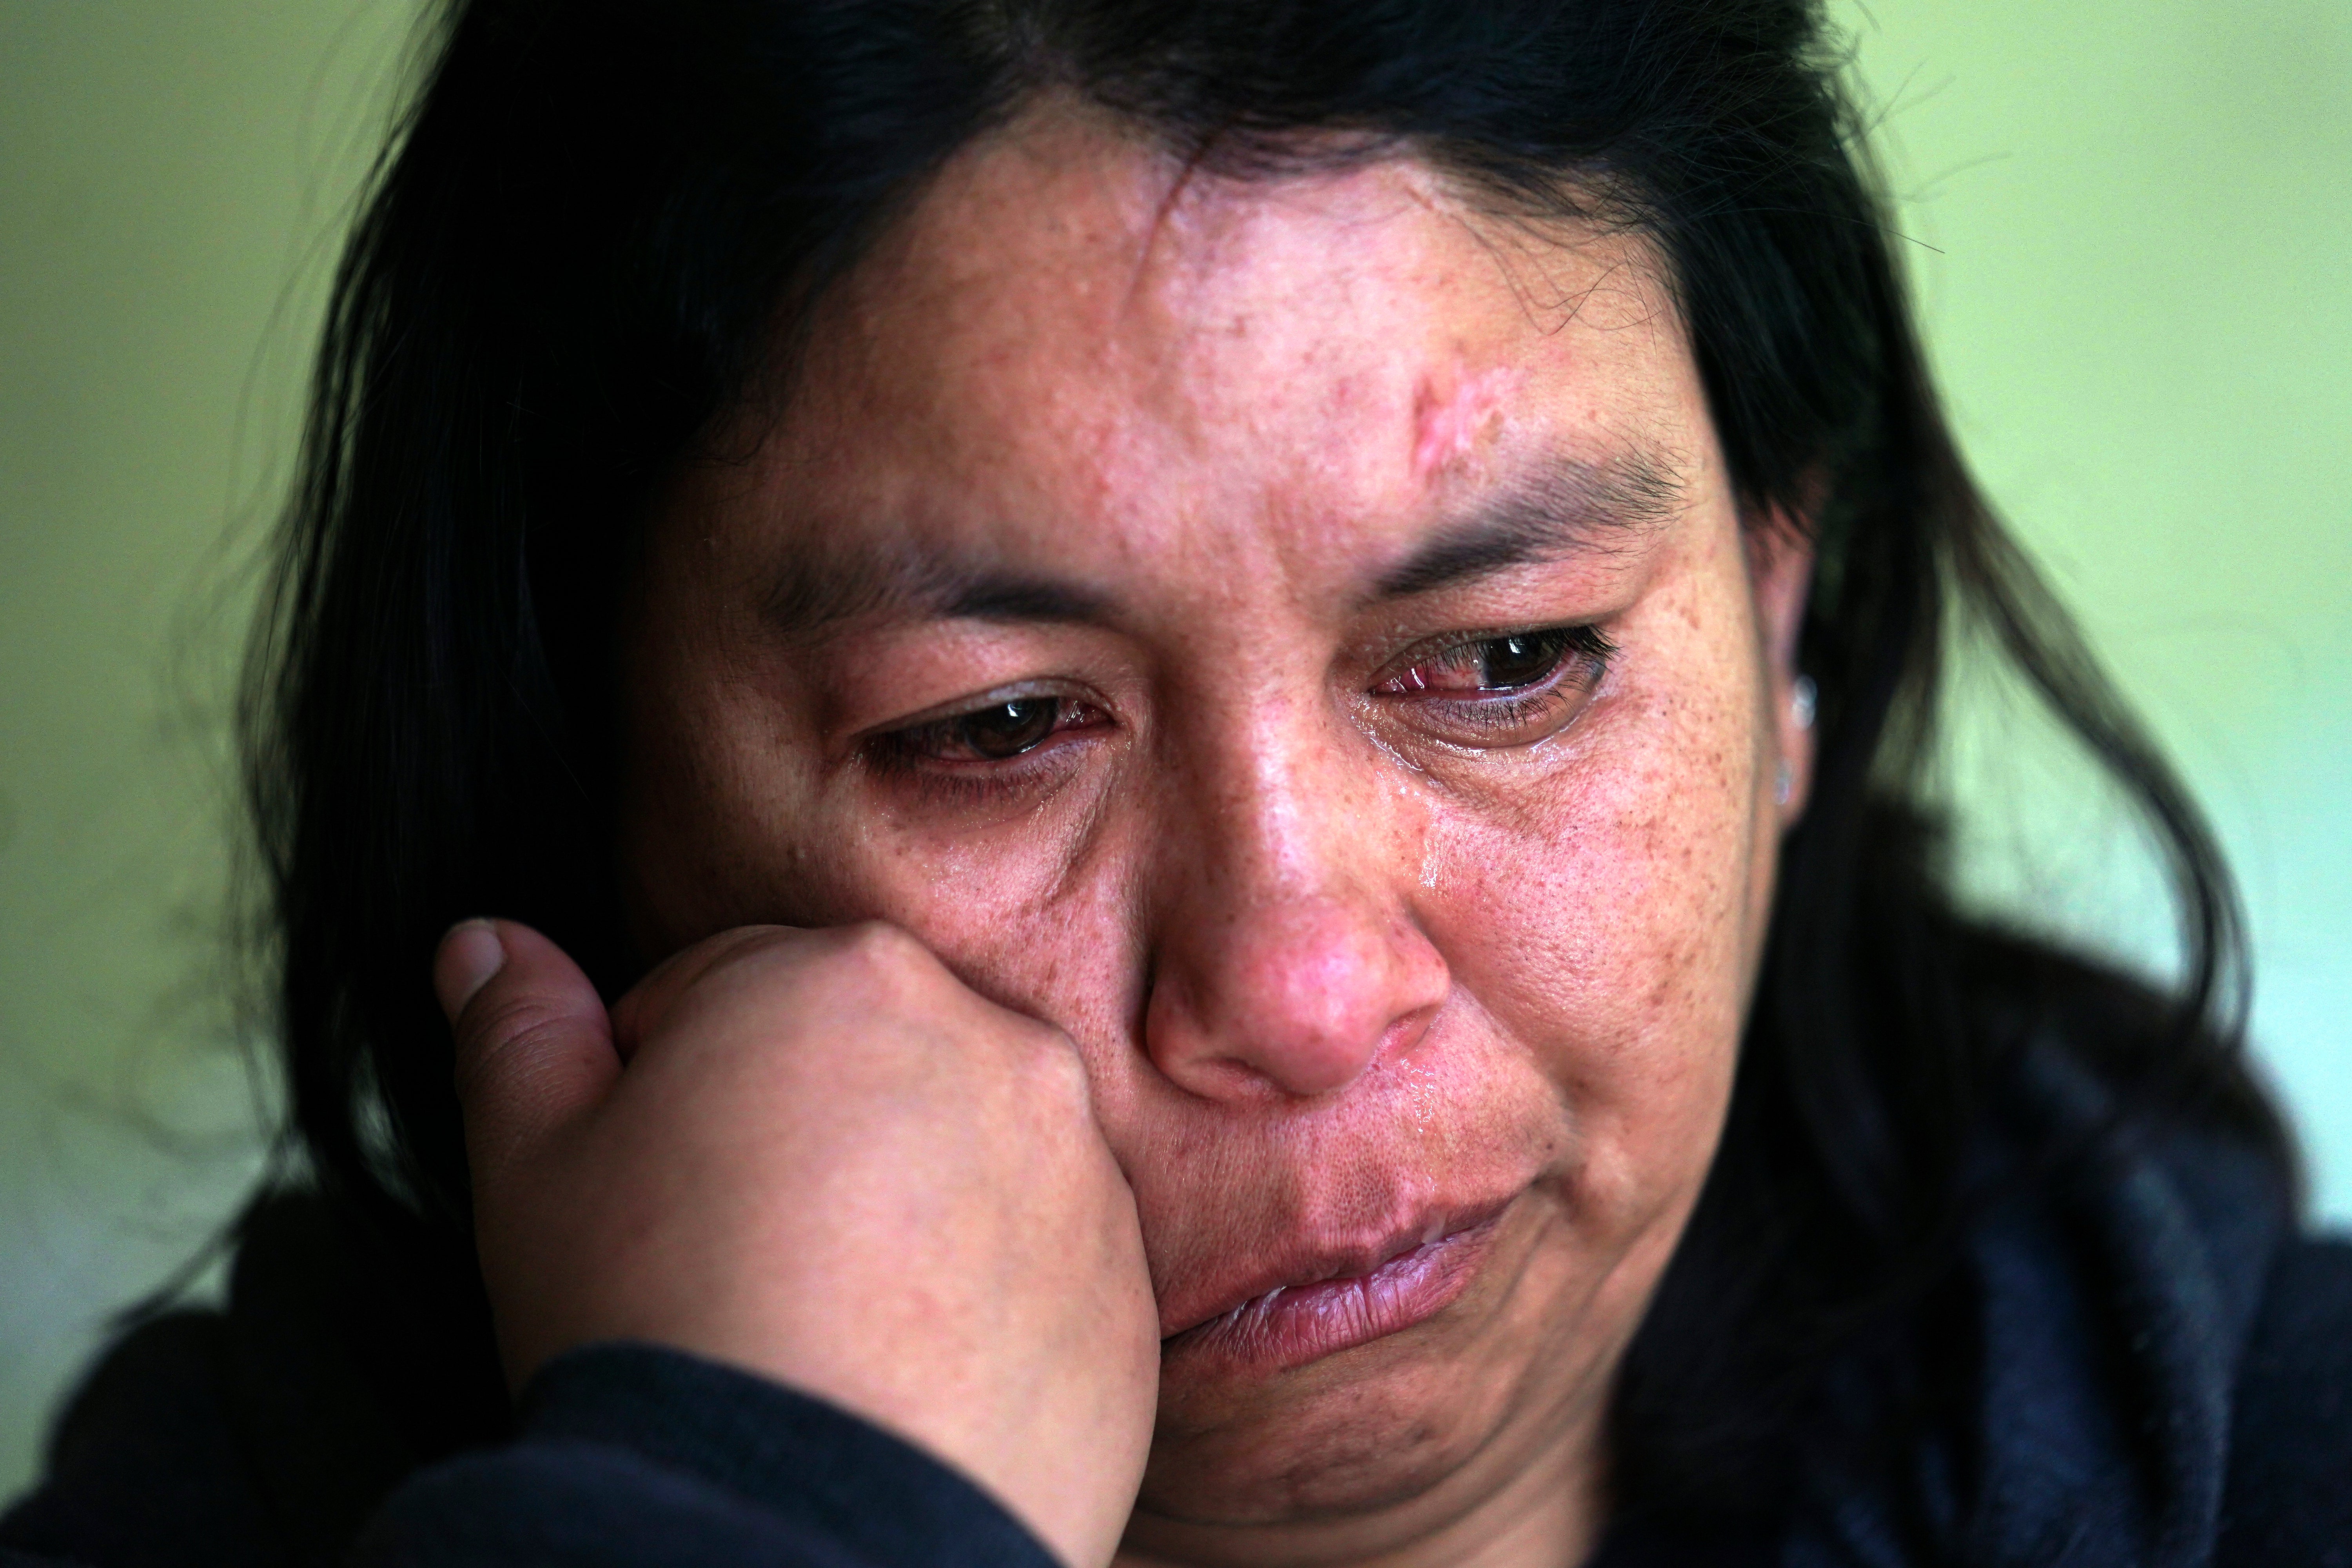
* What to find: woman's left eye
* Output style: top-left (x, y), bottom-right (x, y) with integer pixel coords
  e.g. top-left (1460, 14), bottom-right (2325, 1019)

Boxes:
top-left (1372, 624), bottom-right (1615, 743)
top-left (1378, 625), bottom-right (1613, 695)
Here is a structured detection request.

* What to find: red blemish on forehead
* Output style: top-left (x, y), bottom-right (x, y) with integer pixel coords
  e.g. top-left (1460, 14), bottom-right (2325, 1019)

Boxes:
top-left (1410, 365), bottom-right (1519, 484)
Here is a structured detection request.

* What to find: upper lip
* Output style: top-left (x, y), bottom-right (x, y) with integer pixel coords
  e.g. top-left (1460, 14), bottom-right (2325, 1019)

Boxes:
top-left (1159, 1192), bottom-right (1515, 1340)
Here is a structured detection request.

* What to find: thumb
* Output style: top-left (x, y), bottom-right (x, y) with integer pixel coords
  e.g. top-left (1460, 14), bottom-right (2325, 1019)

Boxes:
top-left (437, 918), bottom-right (619, 1182)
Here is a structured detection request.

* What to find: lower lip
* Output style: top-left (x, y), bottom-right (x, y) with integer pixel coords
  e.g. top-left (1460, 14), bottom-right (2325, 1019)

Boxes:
top-left (1164, 1217), bottom-right (1503, 1374)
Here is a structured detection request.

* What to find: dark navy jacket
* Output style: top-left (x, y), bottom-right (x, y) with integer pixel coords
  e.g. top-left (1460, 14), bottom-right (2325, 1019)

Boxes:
top-left (5, 1047), bottom-right (2348, 1567)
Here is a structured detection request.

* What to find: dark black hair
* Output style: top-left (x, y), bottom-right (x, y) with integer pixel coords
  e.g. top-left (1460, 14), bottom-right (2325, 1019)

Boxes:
top-left (242, 0), bottom-right (2293, 1541)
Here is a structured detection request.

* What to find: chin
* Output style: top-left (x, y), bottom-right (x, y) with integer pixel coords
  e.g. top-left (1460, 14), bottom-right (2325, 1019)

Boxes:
top-left (1140, 1350), bottom-right (1525, 1532)
top-left (1132, 1191), bottom-right (1579, 1528)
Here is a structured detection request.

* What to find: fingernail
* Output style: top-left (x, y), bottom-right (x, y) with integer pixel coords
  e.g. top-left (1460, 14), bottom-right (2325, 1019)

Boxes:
top-left (436, 919), bottom-right (506, 1021)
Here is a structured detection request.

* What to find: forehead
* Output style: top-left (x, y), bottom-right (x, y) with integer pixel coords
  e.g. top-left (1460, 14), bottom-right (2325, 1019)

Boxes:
top-left (718, 105), bottom-right (1707, 604)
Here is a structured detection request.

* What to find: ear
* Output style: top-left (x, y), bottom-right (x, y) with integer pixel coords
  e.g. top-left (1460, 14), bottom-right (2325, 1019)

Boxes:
top-left (1744, 506), bottom-right (1818, 828)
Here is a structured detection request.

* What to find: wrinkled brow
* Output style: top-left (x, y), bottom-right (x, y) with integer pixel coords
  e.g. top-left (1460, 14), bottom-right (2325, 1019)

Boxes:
top-left (758, 446), bottom-right (1684, 641)
top-left (1371, 447), bottom-right (1687, 601)
top-left (761, 539), bottom-right (1116, 644)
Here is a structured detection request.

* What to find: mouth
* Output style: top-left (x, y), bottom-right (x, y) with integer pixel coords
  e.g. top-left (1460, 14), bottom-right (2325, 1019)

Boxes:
top-left (1160, 1199), bottom-right (1512, 1374)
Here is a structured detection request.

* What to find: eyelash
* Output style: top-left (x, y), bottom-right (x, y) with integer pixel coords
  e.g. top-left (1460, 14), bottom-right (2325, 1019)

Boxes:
top-left (1410, 622), bottom-right (1617, 682)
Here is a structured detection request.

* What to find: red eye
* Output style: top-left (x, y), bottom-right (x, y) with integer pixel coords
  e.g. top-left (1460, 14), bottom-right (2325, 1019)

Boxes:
top-left (1380, 627), bottom-right (1600, 696)
top-left (1370, 624), bottom-right (1616, 750)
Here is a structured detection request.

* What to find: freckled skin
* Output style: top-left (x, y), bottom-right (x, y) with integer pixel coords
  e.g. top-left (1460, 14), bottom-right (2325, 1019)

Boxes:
top-left (622, 104), bottom-right (1815, 1568)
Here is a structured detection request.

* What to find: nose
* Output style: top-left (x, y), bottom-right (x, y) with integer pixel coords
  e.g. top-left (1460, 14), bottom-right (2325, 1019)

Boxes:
top-left (1141, 719), bottom-right (1451, 1102)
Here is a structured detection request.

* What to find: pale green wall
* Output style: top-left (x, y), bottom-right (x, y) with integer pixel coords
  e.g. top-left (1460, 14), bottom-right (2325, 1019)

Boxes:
top-left (0, 0), bottom-right (424, 1494)
top-left (0, 0), bottom-right (2345, 1499)
top-left (1841, 1), bottom-right (2352, 1215)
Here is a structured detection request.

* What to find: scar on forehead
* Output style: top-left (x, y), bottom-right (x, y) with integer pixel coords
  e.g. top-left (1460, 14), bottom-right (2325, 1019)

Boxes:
top-left (1412, 366), bottom-right (1520, 482)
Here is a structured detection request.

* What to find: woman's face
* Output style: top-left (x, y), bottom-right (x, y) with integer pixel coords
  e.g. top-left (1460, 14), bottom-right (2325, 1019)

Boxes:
top-left (623, 108), bottom-right (1813, 1561)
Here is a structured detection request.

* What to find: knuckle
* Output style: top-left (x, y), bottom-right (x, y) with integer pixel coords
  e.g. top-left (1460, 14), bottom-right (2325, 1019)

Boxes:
top-left (678, 924), bottom-right (803, 989)
top-left (1013, 1022), bottom-right (1091, 1100)
top-left (715, 922), bottom-right (801, 962)
top-left (836, 918), bottom-right (929, 972)
top-left (820, 921), bottom-right (944, 1003)
top-left (455, 994), bottom-right (570, 1083)
top-left (687, 925), bottom-right (807, 996)
top-left (617, 924), bottom-right (807, 1039)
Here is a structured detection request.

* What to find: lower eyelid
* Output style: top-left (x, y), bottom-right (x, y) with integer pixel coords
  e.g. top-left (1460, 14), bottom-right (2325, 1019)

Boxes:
top-left (864, 744), bottom-right (1078, 804)
top-left (1394, 653), bottom-right (1610, 737)
top-left (1432, 689), bottom-right (1569, 727)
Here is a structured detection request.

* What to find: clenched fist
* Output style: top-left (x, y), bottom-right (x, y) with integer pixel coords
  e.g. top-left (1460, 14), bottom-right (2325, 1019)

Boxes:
top-left (435, 919), bottom-right (1158, 1568)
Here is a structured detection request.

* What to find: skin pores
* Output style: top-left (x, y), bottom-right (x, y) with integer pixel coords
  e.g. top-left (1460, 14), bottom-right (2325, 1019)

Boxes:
top-left (622, 106), bottom-right (1813, 1568)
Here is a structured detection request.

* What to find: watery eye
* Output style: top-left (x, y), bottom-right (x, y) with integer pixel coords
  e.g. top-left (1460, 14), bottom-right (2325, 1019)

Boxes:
top-left (1370, 624), bottom-right (1615, 750)
top-left (1472, 631), bottom-right (1571, 689)
top-left (950, 697), bottom-right (1062, 759)
top-left (1382, 626), bottom-right (1594, 696)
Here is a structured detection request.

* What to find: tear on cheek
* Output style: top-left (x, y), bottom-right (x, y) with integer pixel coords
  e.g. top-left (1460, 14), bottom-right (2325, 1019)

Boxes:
top-left (1411, 366), bottom-right (1519, 481)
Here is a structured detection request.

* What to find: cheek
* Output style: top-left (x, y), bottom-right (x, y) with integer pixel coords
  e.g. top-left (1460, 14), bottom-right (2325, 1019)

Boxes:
top-left (625, 676), bottom-right (886, 954)
top-left (1423, 591), bottom-right (1763, 1219)
top-left (870, 826), bottom-right (1152, 1053)
top-left (637, 686), bottom-right (1152, 1051)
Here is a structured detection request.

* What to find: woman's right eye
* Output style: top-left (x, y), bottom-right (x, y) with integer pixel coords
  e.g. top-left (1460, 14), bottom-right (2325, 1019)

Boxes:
top-left (873, 694), bottom-right (1108, 767)
top-left (939, 697), bottom-right (1062, 759)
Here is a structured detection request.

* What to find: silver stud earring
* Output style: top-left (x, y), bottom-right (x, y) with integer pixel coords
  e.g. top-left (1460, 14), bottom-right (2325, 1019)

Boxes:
top-left (1775, 762), bottom-right (1795, 806)
top-left (1791, 674), bottom-right (1817, 731)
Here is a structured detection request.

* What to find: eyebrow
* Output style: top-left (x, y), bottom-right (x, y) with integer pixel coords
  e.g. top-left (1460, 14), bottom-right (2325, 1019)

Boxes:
top-left (1370, 446), bottom-right (1686, 601)
top-left (760, 445), bottom-right (1684, 641)
top-left (761, 541), bottom-right (1117, 644)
